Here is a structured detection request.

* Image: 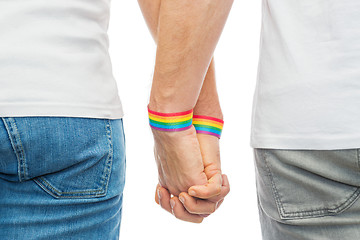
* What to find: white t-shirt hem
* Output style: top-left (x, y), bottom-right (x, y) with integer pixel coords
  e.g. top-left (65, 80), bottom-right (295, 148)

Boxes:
top-left (0, 103), bottom-right (124, 120)
top-left (250, 134), bottom-right (360, 150)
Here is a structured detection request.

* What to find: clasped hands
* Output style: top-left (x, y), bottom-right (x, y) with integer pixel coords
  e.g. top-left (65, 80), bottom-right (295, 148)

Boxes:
top-left (152, 125), bottom-right (230, 223)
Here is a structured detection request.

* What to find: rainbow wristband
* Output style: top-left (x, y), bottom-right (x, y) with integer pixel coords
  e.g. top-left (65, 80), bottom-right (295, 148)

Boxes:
top-left (192, 115), bottom-right (224, 139)
top-left (148, 106), bottom-right (193, 132)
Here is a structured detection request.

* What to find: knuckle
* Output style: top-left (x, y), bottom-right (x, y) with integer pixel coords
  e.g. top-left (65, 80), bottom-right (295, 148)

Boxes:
top-left (160, 204), bottom-right (167, 210)
top-left (172, 210), bottom-right (179, 219)
top-left (175, 214), bottom-right (185, 221)
top-left (202, 189), bottom-right (210, 197)
top-left (215, 185), bottom-right (222, 194)
top-left (215, 199), bottom-right (224, 210)
top-left (168, 186), bottom-right (179, 196)
top-left (186, 205), bottom-right (197, 214)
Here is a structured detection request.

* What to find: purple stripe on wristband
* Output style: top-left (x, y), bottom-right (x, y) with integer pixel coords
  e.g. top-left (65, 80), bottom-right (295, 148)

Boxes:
top-left (195, 130), bottom-right (221, 138)
top-left (150, 125), bottom-right (192, 132)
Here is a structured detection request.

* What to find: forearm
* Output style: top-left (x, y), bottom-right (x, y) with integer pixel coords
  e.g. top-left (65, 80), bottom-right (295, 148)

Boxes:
top-left (141, 0), bottom-right (233, 113)
top-left (193, 59), bottom-right (223, 119)
top-left (137, 0), bottom-right (161, 43)
top-left (138, 0), bottom-right (226, 119)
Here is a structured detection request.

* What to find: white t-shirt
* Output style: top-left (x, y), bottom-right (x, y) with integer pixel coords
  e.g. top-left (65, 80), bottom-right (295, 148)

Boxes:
top-left (250, 0), bottom-right (360, 150)
top-left (0, 0), bottom-right (123, 119)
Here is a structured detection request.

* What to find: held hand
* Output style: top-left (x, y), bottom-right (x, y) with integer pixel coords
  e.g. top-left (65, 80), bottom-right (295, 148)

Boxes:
top-left (155, 134), bottom-right (230, 223)
top-left (155, 174), bottom-right (230, 223)
top-left (152, 126), bottom-right (208, 196)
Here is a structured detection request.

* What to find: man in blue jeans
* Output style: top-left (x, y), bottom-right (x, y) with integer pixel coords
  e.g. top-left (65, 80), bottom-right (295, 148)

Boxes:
top-left (0, 1), bottom-right (128, 238)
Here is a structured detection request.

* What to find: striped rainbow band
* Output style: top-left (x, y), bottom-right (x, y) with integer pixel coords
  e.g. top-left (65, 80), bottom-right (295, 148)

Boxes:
top-left (148, 106), bottom-right (193, 132)
top-left (192, 115), bottom-right (224, 138)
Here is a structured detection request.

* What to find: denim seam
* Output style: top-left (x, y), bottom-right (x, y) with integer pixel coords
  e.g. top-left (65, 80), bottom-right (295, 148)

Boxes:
top-left (357, 149), bottom-right (360, 170)
top-left (33, 177), bottom-right (106, 198)
top-left (263, 150), bottom-right (360, 219)
top-left (280, 188), bottom-right (360, 219)
top-left (1, 117), bottom-right (28, 182)
top-left (33, 179), bottom-right (106, 199)
top-left (263, 150), bottom-right (286, 218)
top-left (36, 177), bottom-right (105, 194)
top-left (99, 119), bottom-right (114, 195)
top-left (121, 119), bottom-right (126, 152)
top-left (120, 118), bottom-right (127, 174)
top-left (33, 119), bottom-right (114, 199)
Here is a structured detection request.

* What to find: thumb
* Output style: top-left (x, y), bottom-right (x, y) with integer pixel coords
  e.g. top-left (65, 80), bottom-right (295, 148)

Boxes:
top-left (188, 173), bottom-right (222, 199)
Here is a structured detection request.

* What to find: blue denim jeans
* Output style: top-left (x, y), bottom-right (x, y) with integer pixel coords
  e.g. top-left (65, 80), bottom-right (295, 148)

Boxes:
top-left (0, 117), bottom-right (126, 240)
top-left (254, 148), bottom-right (360, 240)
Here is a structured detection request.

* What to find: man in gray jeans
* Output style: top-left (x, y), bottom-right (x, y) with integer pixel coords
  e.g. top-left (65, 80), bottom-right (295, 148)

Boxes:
top-left (140, 0), bottom-right (360, 239)
top-left (251, 1), bottom-right (360, 239)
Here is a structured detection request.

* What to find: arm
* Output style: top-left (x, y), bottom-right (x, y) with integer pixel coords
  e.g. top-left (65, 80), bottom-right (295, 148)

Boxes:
top-left (139, 0), bottom-right (232, 222)
top-left (138, 1), bottom-right (223, 117)
top-left (155, 59), bottom-right (230, 223)
top-left (148, 0), bottom-right (233, 112)
top-left (139, 0), bottom-right (225, 184)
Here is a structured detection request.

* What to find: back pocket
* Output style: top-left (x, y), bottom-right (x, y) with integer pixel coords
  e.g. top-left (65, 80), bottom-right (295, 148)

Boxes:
top-left (257, 148), bottom-right (360, 220)
top-left (4, 117), bottom-right (115, 199)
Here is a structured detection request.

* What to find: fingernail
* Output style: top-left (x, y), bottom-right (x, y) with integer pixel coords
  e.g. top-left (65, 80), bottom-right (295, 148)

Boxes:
top-left (189, 190), bottom-right (196, 196)
top-left (216, 199), bottom-right (224, 210)
top-left (170, 199), bottom-right (175, 208)
top-left (179, 196), bottom-right (185, 204)
top-left (157, 188), bottom-right (162, 200)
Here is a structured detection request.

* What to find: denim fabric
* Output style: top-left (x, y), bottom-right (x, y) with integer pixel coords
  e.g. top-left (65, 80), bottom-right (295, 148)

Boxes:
top-left (254, 148), bottom-right (360, 240)
top-left (0, 117), bottom-right (126, 240)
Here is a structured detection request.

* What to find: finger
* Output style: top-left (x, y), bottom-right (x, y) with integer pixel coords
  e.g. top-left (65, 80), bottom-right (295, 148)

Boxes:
top-left (155, 184), bottom-right (169, 205)
top-left (186, 174), bottom-right (230, 205)
top-left (170, 197), bottom-right (204, 223)
top-left (155, 184), bottom-right (161, 205)
top-left (204, 174), bottom-right (231, 203)
top-left (221, 174), bottom-right (230, 197)
top-left (178, 192), bottom-right (217, 214)
top-left (188, 173), bottom-right (222, 199)
top-left (216, 199), bottom-right (224, 210)
top-left (157, 186), bottom-right (173, 214)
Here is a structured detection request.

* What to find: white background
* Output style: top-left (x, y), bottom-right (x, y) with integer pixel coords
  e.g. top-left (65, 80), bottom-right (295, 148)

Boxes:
top-left (108, 0), bottom-right (262, 239)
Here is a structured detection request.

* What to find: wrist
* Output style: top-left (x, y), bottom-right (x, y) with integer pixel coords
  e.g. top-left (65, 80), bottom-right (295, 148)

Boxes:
top-left (148, 97), bottom-right (194, 114)
top-left (149, 75), bottom-right (202, 113)
top-left (193, 91), bottom-right (223, 120)
top-left (148, 105), bottom-right (194, 132)
top-left (193, 103), bottom-right (223, 121)
top-left (193, 115), bottom-right (224, 139)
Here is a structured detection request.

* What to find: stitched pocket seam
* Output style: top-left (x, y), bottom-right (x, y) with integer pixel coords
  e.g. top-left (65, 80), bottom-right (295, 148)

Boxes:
top-left (264, 150), bottom-right (360, 220)
top-left (33, 119), bottom-right (114, 199)
top-left (1, 117), bottom-right (28, 182)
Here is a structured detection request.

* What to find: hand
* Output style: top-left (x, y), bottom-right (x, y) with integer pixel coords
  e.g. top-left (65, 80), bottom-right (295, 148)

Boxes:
top-left (155, 134), bottom-right (230, 223)
top-left (155, 174), bottom-right (230, 223)
top-left (152, 126), bottom-right (208, 196)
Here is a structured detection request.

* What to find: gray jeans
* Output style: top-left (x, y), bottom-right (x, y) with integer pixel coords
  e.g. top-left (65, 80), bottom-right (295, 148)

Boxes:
top-left (254, 148), bottom-right (360, 240)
